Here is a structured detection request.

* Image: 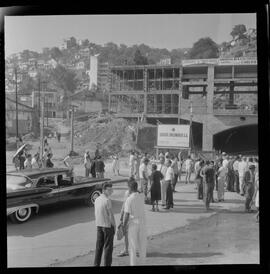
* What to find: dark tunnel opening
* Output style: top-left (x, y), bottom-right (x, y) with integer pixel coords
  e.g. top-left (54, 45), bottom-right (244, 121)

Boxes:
top-left (213, 124), bottom-right (258, 155)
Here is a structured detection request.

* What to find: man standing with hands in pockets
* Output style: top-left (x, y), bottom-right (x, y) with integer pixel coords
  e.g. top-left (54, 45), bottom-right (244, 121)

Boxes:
top-left (94, 182), bottom-right (116, 267)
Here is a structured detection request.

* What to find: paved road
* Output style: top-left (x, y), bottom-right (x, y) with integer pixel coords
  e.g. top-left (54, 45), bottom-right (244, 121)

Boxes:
top-left (7, 179), bottom-right (248, 267)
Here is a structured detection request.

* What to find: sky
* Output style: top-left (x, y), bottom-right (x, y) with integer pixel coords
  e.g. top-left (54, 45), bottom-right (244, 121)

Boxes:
top-left (4, 13), bottom-right (256, 57)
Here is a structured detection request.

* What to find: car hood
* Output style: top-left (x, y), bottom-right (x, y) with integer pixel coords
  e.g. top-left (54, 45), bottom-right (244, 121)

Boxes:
top-left (74, 176), bottom-right (110, 185)
top-left (7, 187), bottom-right (52, 198)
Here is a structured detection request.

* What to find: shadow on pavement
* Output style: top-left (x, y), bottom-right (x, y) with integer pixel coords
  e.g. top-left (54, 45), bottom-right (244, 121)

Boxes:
top-left (7, 200), bottom-right (123, 237)
top-left (176, 191), bottom-right (197, 194)
top-left (220, 199), bottom-right (244, 204)
top-left (163, 207), bottom-right (209, 214)
top-left (147, 251), bottom-right (223, 258)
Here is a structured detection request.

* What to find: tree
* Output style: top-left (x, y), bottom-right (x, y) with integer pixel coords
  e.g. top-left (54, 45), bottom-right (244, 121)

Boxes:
top-left (230, 24), bottom-right (247, 39)
top-left (50, 47), bottom-right (62, 60)
top-left (49, 65), bottom-right (79, 109)
top-left (133, 49), bottom-right (148, 65)
top-left (82, 39), bottom-right (90, 47)
top-left (19, 75), bottom-right (36, 94)
top-left (189, 37), bottom-right (219, 59)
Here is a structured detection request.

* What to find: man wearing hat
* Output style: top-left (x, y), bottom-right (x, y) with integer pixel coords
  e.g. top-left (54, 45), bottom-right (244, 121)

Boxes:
top-left (243, 164), bottom-right (256, 213)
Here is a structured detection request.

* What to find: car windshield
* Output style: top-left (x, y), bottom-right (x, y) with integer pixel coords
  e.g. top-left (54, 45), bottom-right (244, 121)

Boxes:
top-left (7, 175), bottom-right (32, 191)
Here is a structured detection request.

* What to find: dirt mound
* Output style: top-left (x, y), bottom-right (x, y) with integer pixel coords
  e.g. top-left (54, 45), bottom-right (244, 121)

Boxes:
top-left (73, 117), bottom-right (137, 157)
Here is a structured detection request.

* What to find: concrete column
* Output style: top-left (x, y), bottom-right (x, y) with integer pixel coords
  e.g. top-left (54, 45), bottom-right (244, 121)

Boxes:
top-left (206, 65), bottom-right (214, 114)
top-left (202, 65), bottom-right (215, 151)
top-left (162, 94), bottom-right (165, 113)
top-left (154, 94), bottom-right (157, 113)
top-left (143, 68), bottom-right (147, 114)
top-left (202, 121), bottom-right (213, 151)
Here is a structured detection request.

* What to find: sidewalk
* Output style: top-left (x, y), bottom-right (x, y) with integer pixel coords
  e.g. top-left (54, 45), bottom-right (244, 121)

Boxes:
top-left (50, 181), bottom-right (250, 267)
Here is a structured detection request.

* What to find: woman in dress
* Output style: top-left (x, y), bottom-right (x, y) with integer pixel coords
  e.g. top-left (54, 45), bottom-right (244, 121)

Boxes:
top-left (217, 161), bottom-right (226, 202)
top-left (149, 164), bottom-right (163, 211)
top-left (112, 153), bottom-right (120, 175)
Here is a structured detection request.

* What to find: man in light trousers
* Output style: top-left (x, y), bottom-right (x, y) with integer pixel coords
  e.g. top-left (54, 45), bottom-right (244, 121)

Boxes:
top-left (238, 156), bottom-right (249, 195)
top-left (123, 180), bottom-right (147, 266)
top-left (157, 156), bottom-right (168, 206)
top-left (139, 158), bottom-right (150, 202)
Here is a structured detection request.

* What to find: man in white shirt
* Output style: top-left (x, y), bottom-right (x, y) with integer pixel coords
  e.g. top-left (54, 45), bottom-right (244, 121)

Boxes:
top-left (222, 154), bottom-right (229, 189)
top-left (194, 158), bottom-right (201, 189)
top-left (157, 157), bottom-right (167, 206)
top-left (63, 152), bottom-right (74, 169)
top-left (123, 180), bottom-right (147, 266)
top-left (117, 185), bottom-right (131, 257)
top-left (238, 156), bottom-right (249, 195)
top-left (94, 182), bottom-right (116, 267)
top-left (129, 151), bottom-right (136, 177)
top-left (84, 150), bottom-right (92, 177)
top-left (164, 159), bottom-right (174, 209)
top-left (222, 154), bottom-right (229, 169)
top-left (24, 154), bottom-right (32, 170)
top-left (31, 153), bottom-right (40, 169)
top-left (194, 158), bottom-right (201, 175)
top-left (139, 158), bottom-right (150, 202)
top-left (185, 156), bottom-right (193, 184)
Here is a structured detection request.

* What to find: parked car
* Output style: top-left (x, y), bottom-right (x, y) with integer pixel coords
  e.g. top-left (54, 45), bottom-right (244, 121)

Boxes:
top-left (7, 167), bottom-right (110, 224)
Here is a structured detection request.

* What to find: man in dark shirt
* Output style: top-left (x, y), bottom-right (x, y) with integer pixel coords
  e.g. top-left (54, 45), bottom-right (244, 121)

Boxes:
top-left (95, 156), bottom-right (105, 178)
top-left (46, 153), bottom-right (54, 168)
top-left (202, 160), bottom-right (215, 210)
top-left (243, 164), bottom-right (256, 212)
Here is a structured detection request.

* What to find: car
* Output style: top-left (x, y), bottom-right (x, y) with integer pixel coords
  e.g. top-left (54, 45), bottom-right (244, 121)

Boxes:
top-left (6, 167), bottom-right (110, 224)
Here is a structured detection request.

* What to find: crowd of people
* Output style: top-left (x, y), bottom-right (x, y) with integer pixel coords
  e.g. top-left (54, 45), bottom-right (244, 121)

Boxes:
top-left (11, 137), bottom-right (259, 267)
top-left (93, 150), bottom-right (259, 266)
top-left (12, 136), bottom-right (54, 170)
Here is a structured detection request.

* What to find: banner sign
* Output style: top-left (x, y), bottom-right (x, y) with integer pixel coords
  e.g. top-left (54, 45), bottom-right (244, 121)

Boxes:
top-left (218, 57), bottom-right (257, 66)
top-left (182, 57), bottom-right (257, 67)
top-left (157, 125), bottom-right (190, 148)
top-left (182, 59), bottom-right (218, 66)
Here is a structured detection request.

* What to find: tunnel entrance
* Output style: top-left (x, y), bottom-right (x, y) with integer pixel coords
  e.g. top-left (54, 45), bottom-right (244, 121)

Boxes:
top-left (213, 124), bottom-right (258, 155)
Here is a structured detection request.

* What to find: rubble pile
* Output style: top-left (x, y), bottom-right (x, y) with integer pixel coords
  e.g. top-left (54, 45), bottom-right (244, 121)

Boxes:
top-left (73, 116), bottom-right (137, 157)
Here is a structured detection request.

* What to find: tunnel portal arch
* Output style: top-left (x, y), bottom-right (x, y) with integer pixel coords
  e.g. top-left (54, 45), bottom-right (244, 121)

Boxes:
top-left (213, 124), bottom-right (258, 155)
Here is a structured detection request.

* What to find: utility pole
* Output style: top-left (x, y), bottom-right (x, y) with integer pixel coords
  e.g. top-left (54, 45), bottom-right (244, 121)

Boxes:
top-left (69, 105), bottom-right (77, 154)
top-left (178, 90), bottom-right (182, 125)
top-left (189, 101), bottom-right (193, 155)
top-left (40, 97), bottom-right (44, 167)
top-left (38, 76), bottom-right (41, 117)
top-left (46, 96), bottom-right (49, 127)
top-left (14, 67), bottom-right (19, 148)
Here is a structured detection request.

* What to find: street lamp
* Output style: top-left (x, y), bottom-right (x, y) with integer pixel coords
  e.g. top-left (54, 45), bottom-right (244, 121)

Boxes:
top-left (14, 68), bottom-right (19, 146)
top-left (69, 105), bottom-right (78, 155)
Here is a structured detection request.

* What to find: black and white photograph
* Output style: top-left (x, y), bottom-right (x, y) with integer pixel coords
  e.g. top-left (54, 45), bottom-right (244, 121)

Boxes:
top-left (3, 7), bottom-right (268, 268)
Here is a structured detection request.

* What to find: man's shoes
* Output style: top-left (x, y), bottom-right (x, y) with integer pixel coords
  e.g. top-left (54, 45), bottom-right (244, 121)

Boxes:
top-left (151, 208), bottom-right (155, 212)
top-left (117, 250), bottom-right (129, 257)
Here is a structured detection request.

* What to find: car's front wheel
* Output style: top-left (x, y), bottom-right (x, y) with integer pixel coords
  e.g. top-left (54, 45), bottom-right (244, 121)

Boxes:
top-left (86, 189), bottom-right (101, 207)
top-left (10, 207), bottom-right (32, 223)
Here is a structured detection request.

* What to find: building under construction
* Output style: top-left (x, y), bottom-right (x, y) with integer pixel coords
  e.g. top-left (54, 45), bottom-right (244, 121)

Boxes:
top-left (108, 57), bottom-right (258, 154)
